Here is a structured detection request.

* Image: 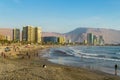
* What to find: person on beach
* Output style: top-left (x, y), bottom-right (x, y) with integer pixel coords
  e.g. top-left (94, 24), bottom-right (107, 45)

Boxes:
top-left (15, 48), bottom-right (16, 52)
top-left (36, 52), bottom-right (38, 57)
top-left (43, 64), bottom-right (47, 68)
top-left (1, 52), bottom-right (4, 56)
top-left (28, 55), bottom-right (31, 59)
top-left (26, 52), bottom-right (29, 56)
top-left (3, 53), bottom-right (6, 58)
top-left (115, 64), bottom-right (118, 75)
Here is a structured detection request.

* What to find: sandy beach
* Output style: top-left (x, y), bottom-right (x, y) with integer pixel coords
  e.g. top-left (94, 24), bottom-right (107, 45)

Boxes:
top-left (0, 45), bottom-right (120, 80)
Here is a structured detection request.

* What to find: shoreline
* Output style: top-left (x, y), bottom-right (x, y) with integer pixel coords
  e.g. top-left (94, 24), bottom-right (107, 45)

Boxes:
top-left (0, 45), bottom-right (120, 80)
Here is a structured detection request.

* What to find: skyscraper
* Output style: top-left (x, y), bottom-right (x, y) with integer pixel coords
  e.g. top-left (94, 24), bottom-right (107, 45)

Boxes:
top-left (35, 27), bottom-right (42, 43)
top-left (87, 33), bottom-right (93, 45)
top-left (13, 28), bottom-right (20, 41)
top-left (93, 35), bottom-right (98, 45)
top-left (22, 27), bottom-right (27, 41)
top-left (22, 26), bottom-right (42, 43)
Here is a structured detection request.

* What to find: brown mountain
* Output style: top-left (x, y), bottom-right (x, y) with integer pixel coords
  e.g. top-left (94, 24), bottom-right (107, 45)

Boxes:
top-left (65, 27), bottom-right (120, 44)
top-left (42, 32), bottom-right (64, 37)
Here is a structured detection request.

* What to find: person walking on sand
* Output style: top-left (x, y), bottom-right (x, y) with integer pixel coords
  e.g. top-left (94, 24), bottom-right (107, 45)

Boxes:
top-left (115, 64), bottom-right (118, 75)
top-left (36, 52), bottom-right (38, 57)
top-left (26, 52), bottom-right (29, 56)
top-left (28, 55), bottom-right (31, 59)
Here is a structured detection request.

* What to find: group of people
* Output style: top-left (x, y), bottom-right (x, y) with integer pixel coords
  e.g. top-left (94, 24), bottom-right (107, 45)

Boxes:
top-left (26, 51), bottom-right (39, 59)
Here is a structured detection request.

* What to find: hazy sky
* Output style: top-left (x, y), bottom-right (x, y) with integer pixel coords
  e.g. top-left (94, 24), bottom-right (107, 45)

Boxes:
top-left (0, 0), bottom-right (120, 33)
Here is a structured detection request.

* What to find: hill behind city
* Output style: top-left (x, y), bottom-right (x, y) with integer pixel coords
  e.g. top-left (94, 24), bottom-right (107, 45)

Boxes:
top-left (65, 27), bottom-right (120, 44)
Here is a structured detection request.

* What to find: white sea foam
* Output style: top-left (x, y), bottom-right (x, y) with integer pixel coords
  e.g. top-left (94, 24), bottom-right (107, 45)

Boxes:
top-left (68, 47), bottom-right (120, 62)
top-left (83, 55), bottom-right (120, 62)
top-left (68, 47), bottom-right (99, 57)
top-left (116, 52), bottom-right (120, 55)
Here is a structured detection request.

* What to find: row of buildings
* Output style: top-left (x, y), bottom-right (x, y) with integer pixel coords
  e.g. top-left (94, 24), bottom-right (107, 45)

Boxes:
top-left (0, 34), bottom-right (11, 41)
top-left (0, 26), bottom-right (104, 45)
top-left (13, 26), bottom-right (42, 43)
top-left (84, 33), bottom-right (104, 45)
top-left (0, 26), bottom-right (66, 44)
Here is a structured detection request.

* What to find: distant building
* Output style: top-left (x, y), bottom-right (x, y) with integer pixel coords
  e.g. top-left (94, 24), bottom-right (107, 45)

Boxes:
top-left (67, 39), bottom-right (72, 43)
top-left (6, 36), bottom-right (11, 41)
top-left (83, 40), bottom-right (87, 45)
top-left (13, 28), bottom-right (20, 41)
top-left (22, 27), bottom-right (27, 41)
top-left (42, 36), bottom-right (58, 44)
top-left (0, 34), bottom-right (12, 41)
top-left (93, 35), bottom-right (98, 45)
top-left (0, 28), bottom-right (13, 41)
top-left (58, 37), bottom-right (66, 44)
top-left (0, 34), bottom-right (6, 40)
top-left (22, 26), bottom-right (42, 43)
top-left (35, 27), bottom-right (42, 43)
top-left (99, 35), bottom-right (104, 45)
top-left (87, 33), bottom-right (94, 45)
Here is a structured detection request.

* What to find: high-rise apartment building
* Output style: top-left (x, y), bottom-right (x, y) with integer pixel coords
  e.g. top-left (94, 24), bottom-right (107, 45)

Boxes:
top-left (22, 27), bottom-right (27, 41)
top-left (93, 35), bottom-right (98, 45)
top-left (13, 28), bottom-right (20, 41)
top-left (35, 27), bottom-right (42, 43)
top-left (87, 33), bottom-right (93, 45)
top-left (22, 26), bottom-right (42, 43)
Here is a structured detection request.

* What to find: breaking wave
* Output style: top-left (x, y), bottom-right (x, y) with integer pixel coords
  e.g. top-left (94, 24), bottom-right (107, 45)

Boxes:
top-left (50, 46), bottom-right (120, 62)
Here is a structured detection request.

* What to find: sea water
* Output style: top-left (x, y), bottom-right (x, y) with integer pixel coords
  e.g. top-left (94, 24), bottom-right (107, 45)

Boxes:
top-left (42, 46), bottom-right (120, 75)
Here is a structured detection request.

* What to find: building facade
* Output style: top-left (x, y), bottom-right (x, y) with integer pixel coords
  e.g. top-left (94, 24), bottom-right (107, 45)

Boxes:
top-left (13, 29), bottom-right (20, 41)
top-left (0, 34), bottom-right (6, 40)
top-left (22, 27), bottom-right (27, 41)
top-left (99, 35), bottom-right (104, 45)
top-left (93, 35), bottom-right (98, 45)
top-left (42, 36), bottom-right (58, 44)
top-left (58, 37), bottom-right (66, 44)
top-left (35, 27), bottom-right (42, 43)
top-left (87, 33), bottom-right (94, 45)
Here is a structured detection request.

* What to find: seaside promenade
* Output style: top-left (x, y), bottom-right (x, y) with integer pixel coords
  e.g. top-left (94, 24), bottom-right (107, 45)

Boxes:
top-left (0, 44), bottom-right (120, 80)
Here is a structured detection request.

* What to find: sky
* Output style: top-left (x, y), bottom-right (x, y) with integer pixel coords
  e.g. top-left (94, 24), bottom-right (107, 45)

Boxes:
top-left (0, 0), bottom-right (120, 33)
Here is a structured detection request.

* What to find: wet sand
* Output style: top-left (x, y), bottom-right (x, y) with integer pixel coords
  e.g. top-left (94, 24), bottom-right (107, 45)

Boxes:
top-left (0, 45), bottom-right (120, 80)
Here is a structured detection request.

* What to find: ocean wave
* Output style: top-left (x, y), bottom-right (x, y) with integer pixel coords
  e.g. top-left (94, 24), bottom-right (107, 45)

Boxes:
top-left (68, 47), bottom-right (100, 57)
top-left (79, 52), bottom-right (98, 56)
top-left (82, 55), bottom-right (120, 62)
top-left (110, 56), bottom-right (120, 59)
top-left (50, 47), bottom-right (120, 62)
top-left (52, 49), bottom-right (74, 57)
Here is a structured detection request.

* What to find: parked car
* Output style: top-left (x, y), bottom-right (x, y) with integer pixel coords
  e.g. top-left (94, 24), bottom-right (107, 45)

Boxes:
top-left (5, 47), bottom-right (11, 52)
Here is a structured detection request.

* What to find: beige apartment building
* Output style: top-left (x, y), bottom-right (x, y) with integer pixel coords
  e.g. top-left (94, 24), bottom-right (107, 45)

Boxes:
top-left (35, 27), bottom-right (41, 43)
top-left (0, 34), bottom-right (6, 40)
top-left (58, 36), bottom-right (66, 44)
top-left (22, 26), bottom-right (42, 43)
top-left (13, 28), bottom-right (20, 41)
